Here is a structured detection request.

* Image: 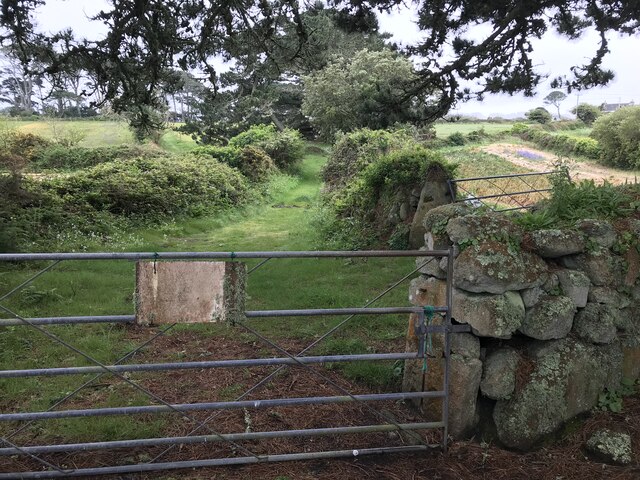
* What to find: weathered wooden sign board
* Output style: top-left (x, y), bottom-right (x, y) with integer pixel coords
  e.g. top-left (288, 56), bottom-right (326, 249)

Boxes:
top-left (135, 261), bottom-right (246, 325)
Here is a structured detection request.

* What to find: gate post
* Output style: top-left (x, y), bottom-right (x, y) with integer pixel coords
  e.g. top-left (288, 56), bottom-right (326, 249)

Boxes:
top-left (402, 249), bottom-right (482, 445)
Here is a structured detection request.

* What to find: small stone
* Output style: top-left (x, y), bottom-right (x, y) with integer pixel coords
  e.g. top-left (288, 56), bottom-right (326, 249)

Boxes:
top-left (452, 289), bottom-right (525, 339)
top-left (451, 333), bottom-right (481, 359)
top-left (561, 252), bottom-right (620, 287)
top-left (556, 269), bottom-right (590, 308)
top-left (416, 248), bottom-right (447, 279)
top-left (422, 203), bottom-right (472, 233)
top-left (529, 229), bottom-right (585, 258)
top-left (409, 276), bottom-right (447, 307)
top-left (454, 240), bottom-right (548, 294)
top-left (614, 306), bottom-right (638, 332)
top-left (576, 219), bottom-right (617, 248)
top-left (573, 303), bottom-right (618, 345)
top-left (493, 338), bottom-right (622, 450)
top-left (399, 201), bottom-right (410, 221)
top-left (521, 287), bottom-right (544, 308)
top-left (585, 429), bottom-right (632, 465)
top-left (519, 295), bottom-right (576, 340)
top-left (446, 212), bottom-right (523, 245)
top-left (480, 348), bottom-right (519, 400)
top-left (588, 287), bottom-right (631, 308)
top-left (542, 273), bottom-right (560, 293)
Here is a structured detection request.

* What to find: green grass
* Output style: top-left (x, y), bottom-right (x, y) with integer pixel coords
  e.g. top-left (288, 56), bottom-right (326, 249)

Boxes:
top-left (0, 118), bottom-right (197, 151)
top-left (439, 145), bottom-right (532, 178)
top-left (0, 147), bottom-right (415, 443)
top-left (434, 122), bottom-right (513, 137)
top-left (158, 128), bottom-right (198, 153)
top-left (5, 119), bottom-right (135, 146)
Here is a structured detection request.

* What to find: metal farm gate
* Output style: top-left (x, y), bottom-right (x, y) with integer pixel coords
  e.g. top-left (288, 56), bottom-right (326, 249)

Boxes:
top-left (0, 249), bottom-right (459, 478)
top-left (448, 170), bottom-right (570, 211)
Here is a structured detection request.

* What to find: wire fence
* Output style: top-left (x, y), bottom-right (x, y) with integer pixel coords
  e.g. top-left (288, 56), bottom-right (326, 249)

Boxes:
top-left (0, 249), bottom-right (457, 478)
top-left (448, 170), bottom-right (570, 211)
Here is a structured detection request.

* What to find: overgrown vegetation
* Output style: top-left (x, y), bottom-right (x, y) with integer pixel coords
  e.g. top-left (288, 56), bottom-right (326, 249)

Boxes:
top-left (322, 128), bottom-right (412, 190)
top-left (572, 103), bottom-right (601, 126)
top-left (515, 171), bottom-right (639, 229)
top-left (319, 128), bottom-right (456, 248)
top-left (511, 123), bottom-right (601, 160)
top-left (0, 123), bottom-right (305, 252)
top-left (591, 106), bottom-right (640, 169)
top-left (227, 124), bottom-right (305, 170)
top-left (526, 107), bottom-right (552, 124)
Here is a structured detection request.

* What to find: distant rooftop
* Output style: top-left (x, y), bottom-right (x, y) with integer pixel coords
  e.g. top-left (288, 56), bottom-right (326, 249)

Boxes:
top-left (601, 101), bottom-right (635, 112)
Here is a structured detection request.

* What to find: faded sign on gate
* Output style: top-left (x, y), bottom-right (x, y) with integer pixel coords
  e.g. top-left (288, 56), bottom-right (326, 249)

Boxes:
top-left (135, 261), bottom-right (246, 325)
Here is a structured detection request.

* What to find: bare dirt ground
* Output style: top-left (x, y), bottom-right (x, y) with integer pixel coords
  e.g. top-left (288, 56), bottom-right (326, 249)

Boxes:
top-left (482, 143), bottom-right (640, 185)
top-left (2, 329), bottom-right (639, 480)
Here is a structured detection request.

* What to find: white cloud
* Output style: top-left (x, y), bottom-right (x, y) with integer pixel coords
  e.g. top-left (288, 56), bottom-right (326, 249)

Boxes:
top-left (378, 5), bottom-right (640, 117)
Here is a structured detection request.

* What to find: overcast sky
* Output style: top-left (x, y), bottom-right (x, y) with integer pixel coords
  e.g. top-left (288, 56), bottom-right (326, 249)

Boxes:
top-left (35, 0), bottom-right (640, 118)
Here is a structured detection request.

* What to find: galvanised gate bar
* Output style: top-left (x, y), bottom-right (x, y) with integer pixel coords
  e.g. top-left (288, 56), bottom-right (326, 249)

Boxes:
top-left (448, 170), bottom-right (570, 211)
top-left (0, 249), bottom-right (457, 479)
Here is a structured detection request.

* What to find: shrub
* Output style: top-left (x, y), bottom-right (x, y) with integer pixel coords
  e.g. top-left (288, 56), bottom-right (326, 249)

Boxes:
top-left (47, 156), bottom-right (250, 217)
top-left (228, 124), bottom-right (304, 170)
top-left (466, 127), bottom-right (490, 142)
top-left (235, 147), bottom-right (276, 182)
top-left (511, 125), bottom-right (601, 160)
top-left (30, 145), bottom-right (166, 170)
top-left (510, 122), bottom-right (531, 135)
top-left (0, 129), bottom-right (51, 169)
top-left (327, 145), bottom-right (456, 247)
top-left (446, 132), bottom-right (466, 146)
top-left (192, 145), bottom-right (275, 182)
top-left (572, 103), bottom-right (601, 126)
top-left (526, 107), bottom-right (552, 124)
top-left (573, 137), bottom-right (601, 159)
top-left (322, 128), bottom-right (411, 190)
top-left (192, 145), bottom-right (240, 165)
top-left (591, 106), bottom-right (640, 169)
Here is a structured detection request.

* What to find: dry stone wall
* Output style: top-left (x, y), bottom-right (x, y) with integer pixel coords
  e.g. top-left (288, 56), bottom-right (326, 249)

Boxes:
top-left (404, 204), bottom-right (640, 450)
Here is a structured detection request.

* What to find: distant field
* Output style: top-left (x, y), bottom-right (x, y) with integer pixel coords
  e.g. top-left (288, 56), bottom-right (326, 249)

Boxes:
top-left (1, 119), bottom-right (197, 152)
top-left (434, 122), bottom-right (514, 136)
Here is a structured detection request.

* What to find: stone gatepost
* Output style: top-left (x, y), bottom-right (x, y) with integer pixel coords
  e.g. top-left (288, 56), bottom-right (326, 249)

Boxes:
top-left (402, 272), bottom-right (483, 438)
top-left (135, 261), bottom-right (246, 325)
top-left (408, 165), bottom-right (456, 248)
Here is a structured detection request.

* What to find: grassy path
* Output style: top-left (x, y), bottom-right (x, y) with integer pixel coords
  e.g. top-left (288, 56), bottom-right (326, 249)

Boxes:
top-left (0, 150), bottom-right (416, 443)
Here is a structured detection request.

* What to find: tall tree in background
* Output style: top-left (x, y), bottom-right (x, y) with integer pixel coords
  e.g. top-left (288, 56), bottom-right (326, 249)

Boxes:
top-left (0, 1), bottom-right (638, 138)
top-left (544, 90), bottom-right (568, 119)
top-left (303, 49), bottom-right (427, 138)
top-left (0, 49), bottom-right (39, 114)
top-left (178, 3), bottom-right (391, 143)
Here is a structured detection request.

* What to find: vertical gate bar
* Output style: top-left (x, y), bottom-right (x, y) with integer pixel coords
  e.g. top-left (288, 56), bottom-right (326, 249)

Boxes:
top-left (447, 179), bottom-right (456, 203)
top-left (443, 248), bottom-right (454, 452)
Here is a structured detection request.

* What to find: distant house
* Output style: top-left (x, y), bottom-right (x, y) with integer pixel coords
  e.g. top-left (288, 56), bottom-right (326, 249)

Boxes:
top-left (601, 101), bottom-right (635, 113)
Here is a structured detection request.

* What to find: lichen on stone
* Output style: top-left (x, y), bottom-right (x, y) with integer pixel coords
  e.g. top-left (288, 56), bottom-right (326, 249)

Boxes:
top-left (585, 429), bottom-right (632, 465)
